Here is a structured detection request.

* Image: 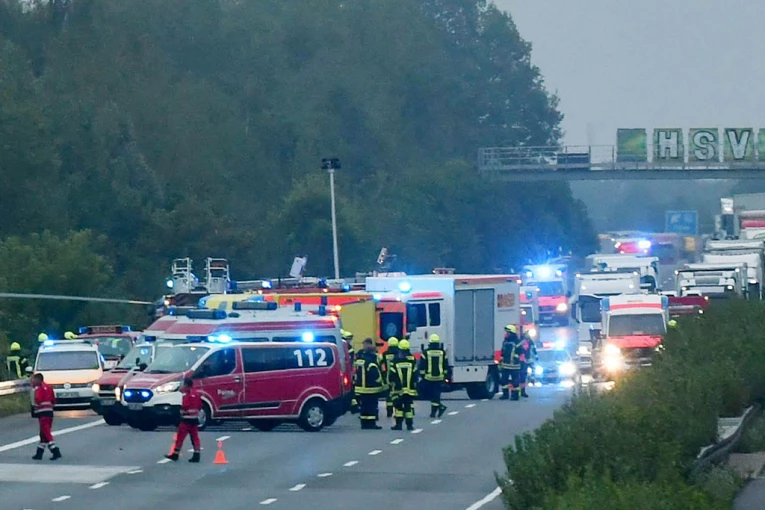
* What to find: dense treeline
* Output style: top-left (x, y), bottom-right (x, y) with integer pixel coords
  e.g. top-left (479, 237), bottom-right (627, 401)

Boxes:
top-left (0, 0), bottom-right (594, 348)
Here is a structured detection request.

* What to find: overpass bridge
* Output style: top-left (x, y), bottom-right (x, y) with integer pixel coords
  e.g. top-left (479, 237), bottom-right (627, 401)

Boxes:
top-left (478, 145), bottom-right (765, 181)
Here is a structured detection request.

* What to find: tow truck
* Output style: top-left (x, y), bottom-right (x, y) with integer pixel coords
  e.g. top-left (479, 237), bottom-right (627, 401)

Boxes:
top-left (523, 264), bottom-right (570, 327)
top-left (593, 294), bottom-right (668, 381)
top-left (365, 274), bottom-right (521, 400)
top-left (75, 325), bottom-right (140, 370)
top-left (675, 262), bottom-right (748, 299)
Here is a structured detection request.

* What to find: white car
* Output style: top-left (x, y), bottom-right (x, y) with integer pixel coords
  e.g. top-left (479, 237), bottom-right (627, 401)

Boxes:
top-left (31, 340), bottom-right (104, 410)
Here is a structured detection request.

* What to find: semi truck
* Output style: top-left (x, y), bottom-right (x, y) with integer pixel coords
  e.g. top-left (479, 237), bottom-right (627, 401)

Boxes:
top-left (702, 239), bottom-right (765, 299)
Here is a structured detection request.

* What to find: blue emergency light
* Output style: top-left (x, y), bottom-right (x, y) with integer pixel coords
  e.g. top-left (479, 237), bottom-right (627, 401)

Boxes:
top-left (262, 280), bottom-right (273, 289)
top-left (342, 284), bottom-right (351, 292)
top-left (302, 332), bottom-right (315, 342)
top-left (555, 269), bottom-right (564, 277)
top-left (661, 295), bottom-right (669, 309)
top-left (246, 295), bottom-right (265, 302)
top-left (318, 305), bottom-right (327, 316)
top-left (538, 267), bottom-right (552, 278)
top-left (186, 309), bottom-right (228, 320)
top-left (398, 281), bottom-right (412, 293)
top-left (525, 291), bottom-right (533, 300)
top-left (208, 334), bottom-right (233, 343)
top-left (166, 279), bottom-right (174, 289)
top-left (525, 270), bottom-right (533, 278)
top-left (638, 240), bottom-right (652, 250)
top-left (294, 302), bottom-right (302, 312)
top-left (198, 296), bottom-right (209, 308)
top-left (373, 293), bottom-right (382, 301)
top-left (43, 340), bottom-right (55, 347)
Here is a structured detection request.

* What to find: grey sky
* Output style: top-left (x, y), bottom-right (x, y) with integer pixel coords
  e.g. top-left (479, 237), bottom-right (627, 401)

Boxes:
top-left (496, 0), bottom-right (765, 148)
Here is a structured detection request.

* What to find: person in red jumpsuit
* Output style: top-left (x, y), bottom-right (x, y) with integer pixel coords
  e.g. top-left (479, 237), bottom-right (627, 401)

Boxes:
top-left (31, 373), bottom-right (62, 460)
top-left (165, 377), bottom-right (202, 463)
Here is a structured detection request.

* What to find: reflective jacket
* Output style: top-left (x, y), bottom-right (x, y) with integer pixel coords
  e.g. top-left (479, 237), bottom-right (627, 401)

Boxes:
top-left (6, 355), bottom-right (28, 379)
top-left (354, 352), bottom-right (385, 395)
top-left (389, 352), bottom-right (418, 397)
top-left (500, 333), bottom-right (521, 370)
top-left (181, 388), bottom-right (203, 422)
top-left (33, 382), bottom-right (55, 417)
top-left (419, 344), bottom-right (449, 382)
top-left (520, 338), bottom-right (538, 365)
top-left (382, 346), bottom-right (398, 384)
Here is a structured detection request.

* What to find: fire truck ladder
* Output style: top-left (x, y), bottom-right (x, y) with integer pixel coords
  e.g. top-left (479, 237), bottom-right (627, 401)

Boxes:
top-left (203, 257), bottom-right (230, 294)
top-left (169, 258), bottom-right (200, 295)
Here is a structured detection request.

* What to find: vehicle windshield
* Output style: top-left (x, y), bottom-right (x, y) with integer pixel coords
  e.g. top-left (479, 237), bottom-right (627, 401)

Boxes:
top-left (37, 351), bottom-right (100, 371)
top-left (84, 336), bottom-right (133, 358)
top-left (116, 344), bottom-right (173, 369)
top-left (537, 350), bottom-right (570, 364)
top-left (578, 297), bottom-right (602, 323)
top-left (535, 281), bottom-right (565, 296)
top-left (521, 306), bottom-right (534, 324)
top-left (608, 314), bottom-right (666, 336)
top-left (146, 345), bottom-right (209, 374)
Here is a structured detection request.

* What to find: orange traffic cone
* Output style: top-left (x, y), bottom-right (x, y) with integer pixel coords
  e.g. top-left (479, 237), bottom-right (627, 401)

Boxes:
top-left (212, 441), bottom-right (228, 465)
top-left (167, 433), bottom-right (181, 457)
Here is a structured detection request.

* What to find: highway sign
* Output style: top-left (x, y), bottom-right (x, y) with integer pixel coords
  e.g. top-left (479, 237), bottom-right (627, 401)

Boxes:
top-left (666, 210), bottom-right (698, 235)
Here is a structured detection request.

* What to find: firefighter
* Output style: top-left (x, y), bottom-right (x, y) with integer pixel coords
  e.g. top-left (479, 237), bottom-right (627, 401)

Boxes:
top-left (5, 342), bottom-right (29, 379)
top-left (419, 334), bottom-right (448, 418)
top-left (342, 330), bottom-right (360, 414)
top-left (499, 325), bottom-right (522, 401)
top-left (389, 339), bottom-right (418, 431)
top-left (382, 337), bottom-right (399, 418)
top-left (30, 373), bottom-right (62, 460)
top-left (518, 330), bottom-right (538, 398)
top-left (165, 377), bottom-right (202, 463)
top-left (354, 338), bottom-right (385, 429)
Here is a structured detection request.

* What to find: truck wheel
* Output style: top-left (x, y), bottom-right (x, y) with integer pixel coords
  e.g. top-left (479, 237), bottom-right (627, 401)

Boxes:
top-left (298, 398), bottom-right (326, 432)
top-left (466, 370), bottom-right (495, 400)
top-left (103, 412), bottom-right (123, 426)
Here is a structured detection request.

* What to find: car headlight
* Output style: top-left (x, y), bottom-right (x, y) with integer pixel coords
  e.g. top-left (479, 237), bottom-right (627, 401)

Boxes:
top-left (155, 381), bottom-right (181, 394)
top-left (115, 386), bottom-right (122, 401)
top-left (577, 346), bottom-right (590, 356)
top-left (528, 328), bottom-right (537, 338)
top-left (534, 365), bottom-right (544, 376)
top-left (604, 343), bottom-right (621, 357)
top-left (91, 383), bottom-right (101, 393)
top-left (559, 362), bottom-right (575, 376)
top-left (556, 303), bottom-right (569, 313)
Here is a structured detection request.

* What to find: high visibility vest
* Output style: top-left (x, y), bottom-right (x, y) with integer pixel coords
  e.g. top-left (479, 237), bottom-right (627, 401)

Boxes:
top-left (5, 355), bottom-right (24, 379)
top-left (423, 347), bottom-right (447, 382)
top-left (499, 339), bottom-right (521, 369)
top-left (390, 356), bottom-right (418, 396)
top-left (354, 355), bottom-right (384, 395)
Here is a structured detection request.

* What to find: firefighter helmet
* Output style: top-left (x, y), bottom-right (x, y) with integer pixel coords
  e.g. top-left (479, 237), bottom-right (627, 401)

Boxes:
top-left (504, 325), bottom-right (517, 333)
top-left (388, 337), bottom-right (399, 347)
top-left (37, 333), bottom-right (48, 342)
top-left (10, 342), bottom-right (21, 351)
top-left (429, 334), bottom-right (441, 343)
top-left (398, 339), bottom-right (410, 350)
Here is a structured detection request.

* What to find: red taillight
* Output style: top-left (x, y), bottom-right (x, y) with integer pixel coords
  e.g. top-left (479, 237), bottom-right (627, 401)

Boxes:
top-left (343, 375), bottom-right (349, 386)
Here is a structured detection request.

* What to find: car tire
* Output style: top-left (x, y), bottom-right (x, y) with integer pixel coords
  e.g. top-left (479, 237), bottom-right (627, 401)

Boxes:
top-left (103, 412), bottom-right (123, 426)
top-left (137, 420), bottom-right (158, 432)
top-left (298, 399), bottom-right (326, 432)
top-left (197, 402), bottom-right (211, 431)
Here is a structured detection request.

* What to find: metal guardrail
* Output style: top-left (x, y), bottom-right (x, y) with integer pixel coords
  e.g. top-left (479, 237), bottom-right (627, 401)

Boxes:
top-left (691, 405), bottom-right (759, 477)
top-left (0, 379), bottom-right (30, 397)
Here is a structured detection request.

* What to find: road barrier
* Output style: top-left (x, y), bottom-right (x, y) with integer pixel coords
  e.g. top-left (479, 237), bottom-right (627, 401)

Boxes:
top-left (0, 379), bottom-right (30, 397)
top-left (691, 405), bottom-right (759, 477)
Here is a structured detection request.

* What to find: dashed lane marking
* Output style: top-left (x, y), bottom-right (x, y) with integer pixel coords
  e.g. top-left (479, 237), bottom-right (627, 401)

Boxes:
top-left (368, 450), bottom-right (382, 456)
top-left (215, 435), bottom-right (230, 442)
top-left (465, 404), bottom-right (476, 408)
top-left (431, 419), bottom-right (442, 424)
top-left (0, 419), bottom-right (104, 453)
top-left (411, 428), bottom-right (423, 434)
top-left (481, 399), bottom-right (489, 402)
top-left (317, 473), bottom-right (333, 478)
top-left (242, 427), bottom-right (252, 431)
top-left (157, 458), bottom-right (172, 464)
top-left (448, 411), bottom-right (459, 416)
top-left (260, 498), bottom-right (277, 505)
top-left (89, 482), bottom-right (109, 489)
top-left (390, 439), bottom-right (404, 445)
top-left (465, 487), bottom-right (502, 510)
top-left (127, 469), bottom-right (143, 475)
top-left (290, 484), bottom-right (306, 491)
top-left (52, 496), bottom-right (71, 502)
top-left (343, 461), bottom-right (359, 467)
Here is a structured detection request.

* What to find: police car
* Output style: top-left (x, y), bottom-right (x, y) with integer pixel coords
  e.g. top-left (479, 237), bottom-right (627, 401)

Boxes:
top-left (531, 342), bottom-right (580, 387)
top-left (31, 340), bottom-right (104, 409)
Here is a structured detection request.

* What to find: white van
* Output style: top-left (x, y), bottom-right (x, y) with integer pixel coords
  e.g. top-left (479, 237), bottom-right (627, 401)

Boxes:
top-left (31, 340), bottom-right (104, 410)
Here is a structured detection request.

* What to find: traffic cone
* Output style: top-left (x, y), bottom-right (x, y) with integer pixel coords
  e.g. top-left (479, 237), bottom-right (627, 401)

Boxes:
top-left (167, 433), bottom-right (181, 457)
top-left (212, 441), bottom-right (228, 465)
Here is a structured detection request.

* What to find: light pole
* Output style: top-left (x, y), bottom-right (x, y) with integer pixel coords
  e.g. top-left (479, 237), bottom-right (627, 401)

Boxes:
top-left (321, 158), bottom-right (341, 279)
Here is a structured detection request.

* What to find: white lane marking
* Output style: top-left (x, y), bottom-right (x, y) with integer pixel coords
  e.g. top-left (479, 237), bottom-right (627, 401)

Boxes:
top-left (411, 428), bottom-right (423, 434)
top-left (368, 450), bottom-right (382, 456)
top-left (317, 472), bottom-right (333, 478)
top-left (481, 399), bottom-right (489, 402)
top-left (448, 411), bottom-right (459, 416)
top-left (242, 427), bottom-right (252, 431)
top-left (390, 438), bottom-right (404, 445)
top-left (216, 435), bottom-right (230, 442)
top-left (431, 419), bottom-right (442, 424)
top-left (127, 469), bottom-right (143, 474)
top-left (465, 404), bottom-right (476, 408)
top-left (157, 458), bottom-right (172, 464)
top-left (289, 483), bottom-right (306, 491)
top-left (466, 487), bottom-right (502, 510)
top-left (260, 498), bottom-right (277, 505)
top-left (52, 495), bottom-right (71, 502)
top-left (90, 482), bottom-right (109, 489)
top-left (0, 419), bottom-right (104, 453)
top-left (343, 460), bottom-right (359, 467)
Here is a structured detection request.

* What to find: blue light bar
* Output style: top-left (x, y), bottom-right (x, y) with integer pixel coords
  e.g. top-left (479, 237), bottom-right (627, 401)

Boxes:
top-left (78, 327), bottom-right (88, 334)
top-left (398, 281), bottom-right (412, 293)
top-left (302, 332), bottom-right (315, 342)
top-left (43, 340), bottom-right (55, 347)
top-left (232, 301), bottom-right (277, 311)
top-left (294, 302), bottom-right (302, 312)
top-left (186, 309), bottom-right (228, 320)
top-left (342, 284), bottom-right (351, 292)
top-left (262, 280), bottom-right (273, 289)
top-left (318, 305), bottom-right (327, 316)
top-left (166, 279), bottom-right (174, 289)
top-left (198, 296), bottom-right (209, 309)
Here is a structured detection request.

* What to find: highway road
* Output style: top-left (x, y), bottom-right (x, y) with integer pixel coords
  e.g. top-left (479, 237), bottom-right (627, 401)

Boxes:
top-left (0, 367), bottom-right (575, 510)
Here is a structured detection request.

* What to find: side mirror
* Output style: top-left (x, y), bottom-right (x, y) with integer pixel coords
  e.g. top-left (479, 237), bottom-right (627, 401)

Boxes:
top-left (25, 366), bottom-right (33, 374)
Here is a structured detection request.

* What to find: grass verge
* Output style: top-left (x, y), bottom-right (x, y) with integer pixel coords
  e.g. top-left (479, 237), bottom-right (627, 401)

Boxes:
top-left (0, 392), bottom-right (30, 418)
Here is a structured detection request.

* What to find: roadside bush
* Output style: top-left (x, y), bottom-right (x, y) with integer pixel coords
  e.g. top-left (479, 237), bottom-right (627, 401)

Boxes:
top-left (500, 300), bottom-right (764, 509)
top-left (737, 413), bottom-right (765, 453)
top-left (0, 391), bottom-right (30, 418)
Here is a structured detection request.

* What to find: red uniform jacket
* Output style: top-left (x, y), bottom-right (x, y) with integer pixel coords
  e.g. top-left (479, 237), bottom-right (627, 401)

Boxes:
top-left (181, 388), bottom-right (203, 423)
top-left (33, 382), bottom-right (55, 417)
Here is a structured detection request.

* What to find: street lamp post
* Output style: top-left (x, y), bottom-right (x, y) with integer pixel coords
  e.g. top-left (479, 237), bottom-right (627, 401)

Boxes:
top-left (321, 158), bottom-right (341, 279)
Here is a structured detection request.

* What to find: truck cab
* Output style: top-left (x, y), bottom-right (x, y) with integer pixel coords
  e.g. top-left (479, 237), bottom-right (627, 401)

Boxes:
top-left (596, 294), bottom-right (668, 380)
top-left (702, 239), bottom-right (765, 299)
top-left (523, 264), bottom-right (569, 327)
top-left (584, 254), bottom-right (660, 292)
top-left (675, 262), bottom-right (748, 299)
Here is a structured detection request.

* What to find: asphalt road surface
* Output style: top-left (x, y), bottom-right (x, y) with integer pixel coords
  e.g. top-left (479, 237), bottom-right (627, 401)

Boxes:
top-left (735, 478), bottom-right (765, 510)
top-left (0, 386), bottom-right (572, 510)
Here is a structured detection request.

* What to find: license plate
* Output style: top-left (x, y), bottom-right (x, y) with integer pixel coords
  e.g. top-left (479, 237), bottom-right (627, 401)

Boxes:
top-left (104, 361), bottom-right (117, 369)
top-left (127, 403), bottom-right (143, 411)
top-left (58, 392), bottom-right (78, 398)
top-left (101, 399), bottom-right (115, 406)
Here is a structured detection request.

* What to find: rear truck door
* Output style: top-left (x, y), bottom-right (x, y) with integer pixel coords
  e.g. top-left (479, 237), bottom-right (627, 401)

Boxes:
top-left (453, 288), bottom-right (495, 366)
top-left (193, 347), bottom-right (244, 418)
